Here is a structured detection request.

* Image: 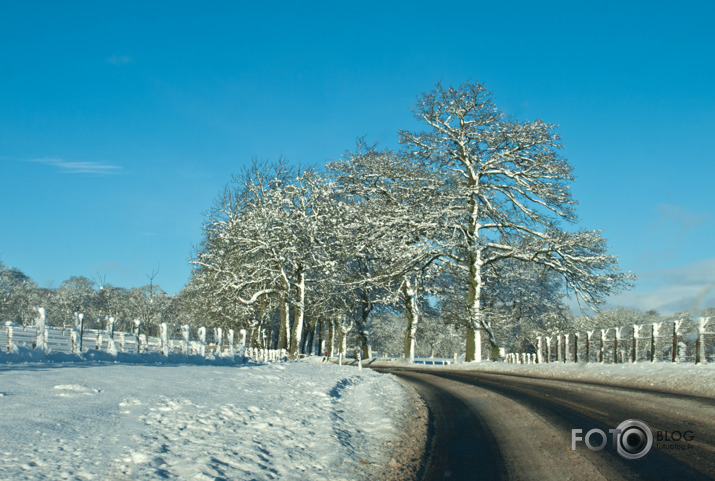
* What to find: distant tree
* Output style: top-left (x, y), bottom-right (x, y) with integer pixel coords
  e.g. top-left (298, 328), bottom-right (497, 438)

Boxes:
top-left (415, 300), bottom-right (464, 358)
top-left (482, 258), bottom-right (572, 354)
top-left (572, 308), bottom-right (662, 331)
top-left (54, 276), bottom-right (98, 327)
top-left (368, 310), bottom-right (405, 356)
top-left (0, 262), bottom-right (40, 325)
top-left (127, 285), bottom-right (171, 335)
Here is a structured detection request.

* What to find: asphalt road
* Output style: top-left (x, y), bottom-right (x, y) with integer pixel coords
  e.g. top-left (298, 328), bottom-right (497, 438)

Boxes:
top-left (373, 367), bottom-right (715, 481)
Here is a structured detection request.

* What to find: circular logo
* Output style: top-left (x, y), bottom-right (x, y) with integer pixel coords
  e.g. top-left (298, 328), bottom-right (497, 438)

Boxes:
top-left (616, 419), bottom-right (653, 459)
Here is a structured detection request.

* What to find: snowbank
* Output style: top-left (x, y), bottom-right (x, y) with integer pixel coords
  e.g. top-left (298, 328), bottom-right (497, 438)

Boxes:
top-left (0, 356), bottom-right (408, 480)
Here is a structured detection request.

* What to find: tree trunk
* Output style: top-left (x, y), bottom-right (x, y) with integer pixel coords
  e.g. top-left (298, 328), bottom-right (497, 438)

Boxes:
top-left (337, 320), bottom-right (348, 357)
top-left (465, 326), bottom-right (482, 362)
top-left (358, 289), bottom-right (373, 359)
top-left (465, 184), bottom-right (498, 361)
top-left (327, 319), bottom-right (335, 357)
top-left (402, 277), bottom-right (419, 363)
top-left (573, 332), bottom-right (578, 362)
top-left (303, 316), bottom-right (317, 355)
top-left (315, 319), bottom-right (323, 355)
top-left (278, 292), bottom-right (290, 351)
top-left (289, 268), bottom-right (305, 359)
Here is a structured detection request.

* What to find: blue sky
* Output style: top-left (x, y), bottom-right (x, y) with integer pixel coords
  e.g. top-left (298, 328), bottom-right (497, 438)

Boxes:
top-left (1, 1), bottom-right (713, 314)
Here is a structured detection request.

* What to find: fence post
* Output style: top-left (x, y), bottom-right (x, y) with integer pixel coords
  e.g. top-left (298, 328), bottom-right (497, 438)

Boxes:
top-left (599, 328), bottom-right (607, 363)
top-left (106, 317), bottom-right (118, 355)
top-left (545, 336), bottom-right (551, 363)
top-left (6, 321), bottom-right (16, 353)
top-left (695, 318), bottom-right (709, 364)
top-left (585, 330), bottom-right (594, 363)
top-left (181, 324), bottom-right (190, 355)
top-left (672, 320), bottom-right (685, 362)
top-left (159, 323), bottom-right (169, 356)
top-left (239, 329), bottom-right (247, 359)
top-left (96, 321), bottom-right (103, 351)
top-left (564, 333), bottom-right (571, 362)
top-left (632, 324), bottom-right (640, 363)
top-left (34, 307), bottom-right (46, 352)
top-left (556, 334), bottom-right (562, 362)
top-left (574, 332), bottom-right (579, 362)
top-left (198, 327), bottom-right (207, 357)
top-left (536, 336), bottom-right (543, 363)
top-left (217, 327), bottom-right (223, 355)
top-left (72, 312), bottom-right (83, 353)
top-left (133, 320), bottom-right (142, 353)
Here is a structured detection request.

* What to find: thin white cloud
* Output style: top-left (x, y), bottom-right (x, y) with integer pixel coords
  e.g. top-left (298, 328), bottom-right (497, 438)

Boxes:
top-left (638, 258), bottom-right (715, 288)
top-left (639, 205), bottom-right (713, 265)
top-left (107, 54), bottom-right (133, 65)
top-left (606, 286), bottom-right (715, 316)
top-left (652, 204), bottom-right (711, 233)
top-left (29, 158), bottom-right (122, 175)
top-left (603, 258), bottom-right (715, 315)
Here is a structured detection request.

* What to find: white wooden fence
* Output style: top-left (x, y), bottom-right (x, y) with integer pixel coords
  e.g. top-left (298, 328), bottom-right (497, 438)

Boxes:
top-left (1, 308), bottom-right (283, 363)
top-left (506, 317), bottom-right (713, 364)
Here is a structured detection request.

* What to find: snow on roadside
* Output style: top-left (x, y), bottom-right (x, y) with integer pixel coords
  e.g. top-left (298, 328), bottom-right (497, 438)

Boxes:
top-left (369, 359), bottom-right (715, 398)
top-left (0, 356), bottom-right (407, 481)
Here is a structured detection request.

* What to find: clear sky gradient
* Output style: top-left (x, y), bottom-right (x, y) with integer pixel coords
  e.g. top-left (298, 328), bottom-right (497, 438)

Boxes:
top-left (1, 1), bottom-right (713, 315)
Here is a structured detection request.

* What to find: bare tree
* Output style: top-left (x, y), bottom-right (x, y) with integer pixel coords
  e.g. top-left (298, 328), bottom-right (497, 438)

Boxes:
top-left (400, 81), bottom-right (634, 361)
top-left (192, 162), bottom-right (343, 358)
top-left (328, 142), bottom-right (445, 362)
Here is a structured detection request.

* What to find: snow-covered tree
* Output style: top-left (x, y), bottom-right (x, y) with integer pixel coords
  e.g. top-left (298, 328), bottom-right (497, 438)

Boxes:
top-left (0, 262), bottom-right (40, 326)
top-left (400, 81), bottom-right (634, 360)
top-left (192, 162), bottom-right (343, 358)
top-left (327, 142), bottom-right (445, 362)
top-left (54, 276), bottom-right (98, 326)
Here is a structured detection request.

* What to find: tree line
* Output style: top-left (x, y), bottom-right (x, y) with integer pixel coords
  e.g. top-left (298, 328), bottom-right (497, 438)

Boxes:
top-left (188, 81), bottom-right (635, 361)
top-left (11, 81), bottom-right (704, 361)
top-left (0, 264), bottom-right (179, 337)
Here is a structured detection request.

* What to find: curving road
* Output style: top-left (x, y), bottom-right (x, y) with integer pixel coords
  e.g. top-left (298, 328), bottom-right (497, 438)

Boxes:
top-left (374, 367), bottom-right (715, 481)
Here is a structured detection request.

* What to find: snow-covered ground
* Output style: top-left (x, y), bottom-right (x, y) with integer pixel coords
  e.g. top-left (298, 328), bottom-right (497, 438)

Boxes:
top-left (0, 351), bottom-right (407, 481)
top-left (3, 348), bottom-right (712, 481)
top-left (368, 358), bottom-right (715, 398)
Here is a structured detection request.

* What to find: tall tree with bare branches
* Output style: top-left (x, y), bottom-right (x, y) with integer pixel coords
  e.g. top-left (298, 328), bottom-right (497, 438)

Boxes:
top-left (400, 81), bottom-right (634, 361)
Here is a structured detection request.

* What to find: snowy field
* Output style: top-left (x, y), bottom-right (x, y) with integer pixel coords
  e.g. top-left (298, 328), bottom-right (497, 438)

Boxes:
top-left (0, 352), bottom-right (408, 481)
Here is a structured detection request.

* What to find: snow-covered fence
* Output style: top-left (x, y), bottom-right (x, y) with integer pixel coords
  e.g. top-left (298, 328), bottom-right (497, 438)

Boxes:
top-left (5, 321), bottom-right (18, 353)
top-left (0, 310), bottom-right (277, 363)
top-left (246, 348), bottom-right (287, 362)
top-left (521, 317), bottom-right (714, 364)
